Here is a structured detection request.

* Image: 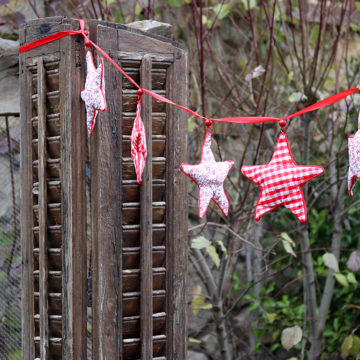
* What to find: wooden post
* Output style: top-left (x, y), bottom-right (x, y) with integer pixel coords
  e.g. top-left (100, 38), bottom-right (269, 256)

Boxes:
top-left (89, 20), bottom-right (188, 360)
top-left (140, 54), bottom-right (153, 359)
top-left (20, 17), bottom-right (87, 360)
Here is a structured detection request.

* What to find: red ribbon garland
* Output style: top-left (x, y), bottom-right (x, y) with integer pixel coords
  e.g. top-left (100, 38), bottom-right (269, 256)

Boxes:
top-left (19, 19), bottom-right (360, 126)
top-left (19, 19), bottom-right (89, 53)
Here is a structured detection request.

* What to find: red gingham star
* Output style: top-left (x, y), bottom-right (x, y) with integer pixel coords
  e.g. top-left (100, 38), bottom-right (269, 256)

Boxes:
top-left (131, 98), bottom-right (147, 184)
top-left (181, 132), bottom-right (234, 219)
top-left (241, 133), bottom-right (324, 223)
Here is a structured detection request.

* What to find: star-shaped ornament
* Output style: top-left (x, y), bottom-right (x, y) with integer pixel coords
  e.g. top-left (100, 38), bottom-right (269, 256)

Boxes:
top-left (348, 113), bottom-right (360, 197)
top-left (131, 97), bottom-right (147, 184)
top-left (81, 50), bottom-right (106, 135)
top-left (181, 132), bottom-right (234, 218)
top-left (241, 132), bottom-right (324, 223)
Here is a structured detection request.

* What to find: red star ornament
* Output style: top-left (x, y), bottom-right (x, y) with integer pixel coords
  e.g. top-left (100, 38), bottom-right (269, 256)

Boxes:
top-left (181, 132), bottom-right (234, 219)
top-left (241, 132), bottom-right (324, 223)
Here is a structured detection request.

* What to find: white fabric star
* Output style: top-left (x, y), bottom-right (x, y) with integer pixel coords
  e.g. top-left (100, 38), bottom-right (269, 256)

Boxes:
top-left (348, 113), bottom-right (360, 197)
top-left (81, 50), bottom-right (106, 135)
top-left (181, 132), bottom-right (234, 218)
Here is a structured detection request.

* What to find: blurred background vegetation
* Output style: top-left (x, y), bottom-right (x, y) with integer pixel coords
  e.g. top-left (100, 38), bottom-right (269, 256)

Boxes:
top-left (1, 0), bottom-right (360, 359)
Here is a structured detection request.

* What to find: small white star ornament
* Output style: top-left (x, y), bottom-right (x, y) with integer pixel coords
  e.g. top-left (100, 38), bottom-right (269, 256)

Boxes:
top-left (81, 50), bottom-right (106, 135)
top-left (181, 132), bottom-right (234, 218)
top-left (348, 113), bottom-right (360, 197)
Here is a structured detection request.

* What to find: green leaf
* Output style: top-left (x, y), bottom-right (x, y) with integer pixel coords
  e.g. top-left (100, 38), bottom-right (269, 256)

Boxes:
top-left (266, 313), bottom-right (276, 324)
top-left (281, 232), bottom-right (296, 258)
top-left (288, 92), bottom-right (307, 103)
top-left (241, 0), bottom-right (256, 11)
top-left (311, 25), bottom-right (319, 44)
top-left (213, 3), bottom-right (232, 20)
top-left (166, 0), bottom-right (180, 7)
top-left (249, 301), bottom-right (260, 311)
top-left (8, 350), bottom-right (22, 360)
top-left (288, 71), bottom-right (294, 81)
top-left (347, 272), bottom-right (357, 285)
top-left (341, 335), bottom-right (360, 358)
top-left (207, 245), bottom-right (220, 268)
top-left (188, 116), bottom-right (196, 132)
top-left (281, 325), bottom-right (302, 350)
top-left (216, 240), bottom-right (228, 257)
top-left (135, 4), bottom-right (142, 15)
top-left (202, 14), bottom-right (208, 26)
top-left (191, 294), bottom-right (212, 315)
top-left (323, 252), bottom-right (339, 273)
top-left (191, 236), bottom-right (211, 249)
top-left (189, 337), bottom-right (201, 344)
top-left (335, 273), bottom-right (349, 287)
top-left (114, 10), bottom-right (123, 23)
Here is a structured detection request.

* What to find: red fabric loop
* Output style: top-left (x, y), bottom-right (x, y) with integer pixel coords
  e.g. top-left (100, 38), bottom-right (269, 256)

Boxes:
top-left (279, 119), bottom-right (286, 127)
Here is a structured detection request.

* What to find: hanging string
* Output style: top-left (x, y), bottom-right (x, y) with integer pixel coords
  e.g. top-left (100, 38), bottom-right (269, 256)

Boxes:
top-left (19, 19), bottom-right (360, 127)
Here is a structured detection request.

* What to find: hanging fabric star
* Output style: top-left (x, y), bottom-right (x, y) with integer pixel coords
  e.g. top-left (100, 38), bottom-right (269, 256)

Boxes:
top-left (241, 131), bottom-right (324, 223)
top-left (181, 131), bottom-right (234, 219)
top-left (131, 89), bottom-right (147, 184)
top-left (348, 113), bottom-right (360, 197)
top-left (81, 50), bottom-right (106, 136)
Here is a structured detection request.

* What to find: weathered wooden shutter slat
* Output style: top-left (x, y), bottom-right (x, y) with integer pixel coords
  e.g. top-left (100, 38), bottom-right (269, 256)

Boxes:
top-left (90, 21), bottom-right (188, 360)
top-left (90, 23), bottom-right (124, 360)
top-left (37, 57), bottom-right (50, 359)
top-left (20, 17), bottom-right (87, 360)
top-left (164, 44), bottom-right (188, 360)
top-left (140, 54), bottom-right (154, 359)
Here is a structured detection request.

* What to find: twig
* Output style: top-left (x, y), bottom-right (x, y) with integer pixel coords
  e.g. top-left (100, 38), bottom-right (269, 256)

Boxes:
top-left (189, 222), bottom-right (263, 251)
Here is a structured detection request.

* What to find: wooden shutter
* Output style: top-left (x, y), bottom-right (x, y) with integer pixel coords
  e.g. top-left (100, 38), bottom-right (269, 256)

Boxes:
top-left (20, 17), bottom-right (87, 360)
top-left (89, 22), bottom-right (188, 359)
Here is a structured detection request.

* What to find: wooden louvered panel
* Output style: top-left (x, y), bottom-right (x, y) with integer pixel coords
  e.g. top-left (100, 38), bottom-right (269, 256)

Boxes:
top-left (123, 312), bottom-right (166, 338)
top-left (20, 17), bottom-right (87, 360)
top-left (35, 314), bottom-right (62, 338)
top-left (122, 268), bottom-right (166, 293)
top-left (90, 21), bottom-right (187, 360)
top-left (37, 57), bottom-right (50, 358)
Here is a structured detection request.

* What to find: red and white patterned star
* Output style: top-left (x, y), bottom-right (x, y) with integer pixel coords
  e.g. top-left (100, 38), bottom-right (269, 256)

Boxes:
top-left (181, 132), bottom-right (234, 219)
top-left (348, 113), bottom-right (360, 197)
top-left (81, 50), bottom-right (106, 135)
top-left (241, 132), bottom-right (324, 223)
top-left (131, 97), bottom-right (147, 184)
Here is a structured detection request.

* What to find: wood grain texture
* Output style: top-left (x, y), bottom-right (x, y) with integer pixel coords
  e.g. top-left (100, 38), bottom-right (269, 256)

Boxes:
top-left (90, 24), bottom-right (123, 360)
top-left (165, 46), bottom-right (188, 360)
top-left (60, 27), bottom-right (87, 360)
top-left (140, 54), bottom-right (153, 359)
top-left (37, 57), bottom-right (49, 360)
top-left (89, 20), bottom-right (188, 360)
top-left (20, 17), bottom-right (87, 360)
top-left (20, 28), bottom-right (35, 360)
